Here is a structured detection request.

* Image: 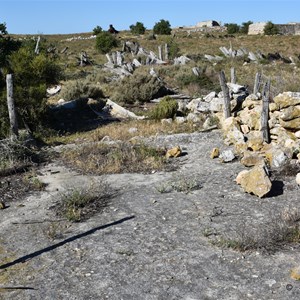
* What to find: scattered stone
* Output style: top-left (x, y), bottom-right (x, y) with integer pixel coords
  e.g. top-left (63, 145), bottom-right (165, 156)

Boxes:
top-left (210, 148), bottom-right (219, 159)
top-left (290, 266), bottom-right (300, 280)
top-left (161, 118), bottom-right (173, 125)
top-left (219, 149), bottom-right (236, 163)
top-left (296, 173), bottom-right (300, 185)
top-left (0, 201), bottom-right (6, 209)
top-left (166, 146), bottom-right (182, 158)
top-left (273, 92), bottom-right (300, 110)
top-left (203, 91), bottom-right (217, 102)
top-left (175, 117), bottom-right (186, 124)
top-left (236, 166), bottom-right (272, 198)
top-left (241, 152), bottom-right (265, 167)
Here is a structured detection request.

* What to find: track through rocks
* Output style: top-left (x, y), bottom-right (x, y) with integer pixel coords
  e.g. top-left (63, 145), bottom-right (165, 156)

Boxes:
top-left (1, 130), bottom-right (300, 300)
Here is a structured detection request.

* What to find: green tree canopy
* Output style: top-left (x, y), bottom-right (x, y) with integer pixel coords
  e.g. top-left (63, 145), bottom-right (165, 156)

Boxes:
top-left (240, 21), bottom-right (253, 34)
top-left (130, 22), bottom-right (146, 35)
top-left (224, 23), bottom-right (240, 34)
top-left (95, 31), bottom-right (118, 54)
top-left (264, 21), bottom-right (279, 35)
top-left (153, 19), bottom-right (172, 35)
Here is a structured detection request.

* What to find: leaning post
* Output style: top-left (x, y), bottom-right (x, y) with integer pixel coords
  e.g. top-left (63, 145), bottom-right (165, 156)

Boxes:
top-left (6, 74), bottom-right (18, 140)
top-left (261, 78), bottom-right (271, 144)
top-left (219, 70), bottom-right (231, 119)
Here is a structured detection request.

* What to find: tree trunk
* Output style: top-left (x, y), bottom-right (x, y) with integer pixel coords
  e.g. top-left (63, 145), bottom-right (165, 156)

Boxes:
top-left (261, 79), bottom-right (271, 143)
top-left (6, 74), bottom-right (18, 140)
top-left (219, 71), bottom-right (231, 119)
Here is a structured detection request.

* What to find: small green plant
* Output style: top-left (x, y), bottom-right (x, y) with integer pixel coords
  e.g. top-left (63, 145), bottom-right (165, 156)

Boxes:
top-left (95, 31), bottom-right (119, 54)
top-left (93, 25), bottom-right (102, 35)
top-left (264, 21), bottom-right (279, 35)
top-left (129, 22), bottom-right (146, 35)
top-left (55, 183), bottom-right (112, 222)
top-left (153, 19), bottom-right (172, 35)
top-left (148, 96), bottom-right (178, 120)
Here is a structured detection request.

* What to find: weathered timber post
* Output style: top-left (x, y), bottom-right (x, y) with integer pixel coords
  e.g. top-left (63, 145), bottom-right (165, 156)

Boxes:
top-left (6, 74), bottom-right (18, 139)
top-left (230, 67), bottom-right (236, 84)
top-left (261, 78), bottom-right (271, 143)
top-left (158, 45), bottom-right (163, 61)
top-left (34, 36), bottom-right (40, 54)
top-left (253, 72), bottom-right (262, 95)
top-left (164, 43), bottom-right (169, 61)
top-left (219, 70), bottom-right (231, 119)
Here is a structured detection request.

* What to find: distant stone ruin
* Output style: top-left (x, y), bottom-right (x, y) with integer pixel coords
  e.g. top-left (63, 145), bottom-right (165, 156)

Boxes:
top-left (249, 22), bottom-right (300, 35)
top-left (195, 20), bottom-right (221, 27)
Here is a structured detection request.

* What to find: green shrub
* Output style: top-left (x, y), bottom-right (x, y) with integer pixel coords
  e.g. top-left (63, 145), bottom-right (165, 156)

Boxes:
top-left (95, 31), bottom-right (119, 54)
top-left (149, 96), bottom-right (178, 120)
top-left (60, 80), bottom-right (104, 101)
top-left (153, 19), bottom-right (172, 35)
top-left (93, 25), bottom-right (102, 35)
top-left (239, 21), bottom-right (253, 34)
top-left (224, 23), bottom-right (240, 34)
top-left (130, 22), bottom-right (146, 35)
top-left (0, 45), bottom-right (62, 138)
top-left (111, 73), bottom-right (165, 104)
top-left (264, 21), bottom-right (279, 35)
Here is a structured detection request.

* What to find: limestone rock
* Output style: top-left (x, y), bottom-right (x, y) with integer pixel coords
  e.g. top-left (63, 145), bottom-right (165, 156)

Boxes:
top-left (290, 266), bottom-right (300, 280)
top-left (246, 131), bottom-right (264, 151)
top-left (264, 147), bottom-right (289, 168)
top-left (269, 102), bottom-right (279, 112)
top-left (187, 113), bottom-right (201, 123)
top-left (166, 146), bottom-right (182, 158)
top-left (241, 124), bottom-right (250, 134)
top-left (280, 105), bottom-right (300, 121)
top-left (204, 91), bottom-right (217, 102)
top-left (295, 131), bottom-right (300, 138)
top-left (175, 117), bottom-right (186, 124)
top-left (235, 170), bottom-right (249, 185)
top-left (236, 166), bottom-right (272, 198)
top-left (186, 98), bottom-right (202, 112)
top-left (273, 92), bottom-right (300, 110)
top-left (241, 151), bottom-right (265, 167)
top-left (219, 149), bottom-right (236, 163)
top-left (210, 98), bottom-right (225, 112)
top-left (161, 118), bottom-right (173, 125)
top-left (279, 118), bottom-right (300, 131)
top-left (239, 107), bottom-right (261, 130)
top-left (296, 173), bottom-right (300, 185)
top-left (210, 148), bottom-right (219, 159)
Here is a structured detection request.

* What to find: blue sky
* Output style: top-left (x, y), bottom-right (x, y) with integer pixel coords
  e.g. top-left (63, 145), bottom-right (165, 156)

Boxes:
top-left (1, 0), bottom-right (299, 34)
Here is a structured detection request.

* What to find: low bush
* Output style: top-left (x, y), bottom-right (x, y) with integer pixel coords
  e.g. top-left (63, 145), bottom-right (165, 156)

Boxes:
top-left (95, 31), bottom-right (119, 54)
top-left (60, 80), bottom-right (104, 101)
top-left (110, 73), bottom-right (166, 104)
top-left (148, 96), bottom-right (178, 120)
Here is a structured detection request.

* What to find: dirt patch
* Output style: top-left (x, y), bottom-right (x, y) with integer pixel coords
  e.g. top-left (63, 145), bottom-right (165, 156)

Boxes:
top-left (1, 130), bottom-right (300, 300)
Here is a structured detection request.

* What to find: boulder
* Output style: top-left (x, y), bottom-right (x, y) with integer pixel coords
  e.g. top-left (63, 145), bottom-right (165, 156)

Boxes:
top-left (186, 98), bottom-right (202, 112)
top-left (279, 118), bottom-right (300, 131)
top-left (203, 92), bottom-right (217, 102)
top-left (175, 117), bottom-right (186, 124)
top-left (280, 105), bottom-right (300, 121)
top-left (239, 106), bottom-right (261, 130)
top-left (161, 118), bottom-right (173, 125)
top-left (236, 166), bottom-right (272, 198)
top-left (187, 113), bottom-right (202, 123)
top-left (273, 92), bottom-right (300, 110)
top-left (264, 147), bottom-right (289, 168)
top-left (246, 131), bottom-right (264, 151)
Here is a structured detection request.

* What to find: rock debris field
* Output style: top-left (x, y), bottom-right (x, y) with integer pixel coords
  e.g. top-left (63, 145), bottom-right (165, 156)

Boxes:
top-left (1, 130), bottom-right (300, 300)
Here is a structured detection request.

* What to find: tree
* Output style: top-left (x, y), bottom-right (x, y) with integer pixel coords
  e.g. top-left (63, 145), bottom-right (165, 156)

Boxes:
top-left (264, 21), bottom-right (279, 35)
top-left (0, 41), bottom-right (62, 138)
top-left (153, 19), bottom-right (172, 35)
top-left (130, 22), bottom-right (146, 35)
top-left (240, 21), bottom-right (253, 34)
top-left (93, 25), bottom-right (102, 35)
top-left (224, 23), bottom-right (240, 34)
top-left (95, 31), bottom-right (118, 54)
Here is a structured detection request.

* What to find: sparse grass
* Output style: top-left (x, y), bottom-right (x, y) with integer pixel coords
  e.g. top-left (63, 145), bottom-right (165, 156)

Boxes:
top-left (54, 182), bottom-right (112, 222)
top-left (61, 141), bottom-right (171, 175)
top-left (211, 208), bottom-right (300, 254)
top-left (23, 170), bottom-right (46, 191)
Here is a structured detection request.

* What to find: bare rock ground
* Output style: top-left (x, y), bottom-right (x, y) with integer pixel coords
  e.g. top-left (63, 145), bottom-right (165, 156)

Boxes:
top-left (1, 130), bottom-right (300, 300)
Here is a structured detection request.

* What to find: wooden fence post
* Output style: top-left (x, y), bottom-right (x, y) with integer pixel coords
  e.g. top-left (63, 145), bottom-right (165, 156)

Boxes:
top-left (164, 43), bottom-right (169, 61)
top-left (6, 74), bottom-right (18, 140)
top-left (253, 72), bottom-right (262, 95)
top-left (158, 45), bottom-right (163, 61)
top-left (219, 70), bottom-right (231, 119)
top-left (261, 78), bottom-right (271, 143)
top-left (230, 67), bottom-right (236, 84)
